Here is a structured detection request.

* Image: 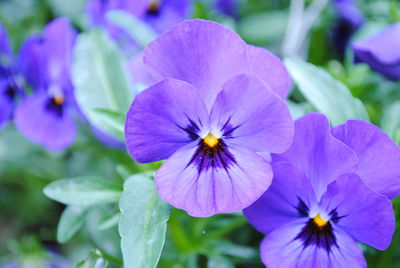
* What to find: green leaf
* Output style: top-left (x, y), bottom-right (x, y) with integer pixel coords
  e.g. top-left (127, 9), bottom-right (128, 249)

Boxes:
top-left (381, 101), bottom-right (400, 144)
top-left (237, 11), bottom-right (288, 46)
top-left (92, 108), bottom-right (125, 140)
top-left (44, 177), bottom-right (122, 206)
top-left (72, 29), bottom-right (134, 141)
top-left (99, 212), bottom-right (120, 231)
top-left (210, 241), bottom-right (257, 259)
top-left (285, 58), bottom-right (370, 125)
top-left (119, 175), bottom-right (172, 268)
top-left (74, 250), bottom-right (109, 268)
top-left (287, 100), bottom-right (314, 120)
top-left (57, 205), bottom-right (89, 243)
top-left (106, 10), bottom-right (158, 49)
top-left (207, 255), bottom-right (234, 268)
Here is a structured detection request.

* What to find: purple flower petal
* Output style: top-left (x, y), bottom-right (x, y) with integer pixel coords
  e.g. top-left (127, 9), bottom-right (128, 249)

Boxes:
top-left (210, 74), bottom-right (294, 154)
top-left (320, 173), bottom-right (395, 250)
top-left (332, 0), bottom-right (364, 58)
top-left (260, 222), bottom-right (367, 267)
top-left (216, 0), bottom-right (237, 17)
top-left (332, 120), bottom-right (400, 199)
top-left (87, 0), bottom-right (147, 26)
top-left (155, 141), bottom-right (272, 217)
top-left (144, 19), bottom-right (248, 109)
top-left (334, 0), bottom-right (364, 29)
top-left (125, 78), bottom-right (209, 163)
top-left (352, 23), bottom-right (400, 80)
top-left (43, 18), bottom-right (77, 89)
top-left (272, 113), bottom-right (358, 200)
top-left (246, 45), bottom-right (290, 98)
top-left (17, 35), bottom-right (45, 90)
top-left (127, 52), bottom-right (155, 91)
top-left (143, 0), bottom-right (190, 33)
top-left (0, 79), bottom-right (13, 126)
top-left (14, 92), bottom-right (76, 150)
top-left (0, 22), bottom-right (12, 76)
top-left (244, 162), bottom-right (317, 234)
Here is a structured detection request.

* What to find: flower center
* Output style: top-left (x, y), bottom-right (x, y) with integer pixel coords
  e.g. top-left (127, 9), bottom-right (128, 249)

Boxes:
top-left (203, 132), bottom-right (219, 148)
top-left (147, 0), bottom-right (161, 15)
top-left (313, 214), bottom-right (328, 228)
top-left (53, 93), bottom-right (65, 105)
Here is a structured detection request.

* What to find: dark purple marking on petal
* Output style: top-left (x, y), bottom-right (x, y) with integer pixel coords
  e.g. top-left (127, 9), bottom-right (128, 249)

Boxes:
top-left (293, 198), bottom-right (345, 252)
top-left (295, 218), bottom-right (338, 252)
top-left (187, 139), bottom-right (236, 174)
top-left (177, 115), bottom-right (202, 141)
top-left (4, 84), bottom-right (16, 101)
top-left (329, 208), bottom-right (346, 224)
top-left (296, 198), bottom-right (309, 217)
top-left (45, 97), bottom-right (64, 117)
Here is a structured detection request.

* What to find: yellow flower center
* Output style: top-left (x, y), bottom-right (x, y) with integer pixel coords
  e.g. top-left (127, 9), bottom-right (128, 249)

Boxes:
top-left (149, 0), bottom-right (161, 12)
top-left (53, 93), bottom-right (65, 105)
top-left (203, 132), bottom-right (219, 148)
top-left (313, 214), bottom-right (328, 228)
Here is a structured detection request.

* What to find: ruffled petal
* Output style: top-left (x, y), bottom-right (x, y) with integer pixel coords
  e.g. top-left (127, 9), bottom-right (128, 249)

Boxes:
top-left (210, 74), bottom-right (294, 154)
top-left (320, 173), bottom-right (395, 250)
top-left (14, 92), bottom-right (76, 150)
top-left (272, 113), bottom-right (358, 200)
top-left (352, 23), bottom-right (400, 80)
top-left (260, 221), bottom-right (366, 268)
top-left (43, 18), bottom-right (77, 89)
top-left (144, 19), bottom-right (248, 109)
top-left (155, 142), bottom-right (272, 217)
top-left (332, 119), bottom-right (400, 199)
top-left (244, 162), bottom-right (317, 234)
top-left (246, 45), bottom-right (290, 98)
top-left (125, 78), bottom-right (209, 163)
top-left (17, 36), bottom-right (45, 90)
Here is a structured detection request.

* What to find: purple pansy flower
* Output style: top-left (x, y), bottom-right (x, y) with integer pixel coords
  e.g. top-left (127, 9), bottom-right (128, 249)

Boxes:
top-left (0, 22), bottom-right (44, 128)
top-left (331, 0), bottom-right (364, 58)
top-left (352, 23), bottom-right (400, 80)
top-left (87, 0), bottom-right (190, 36)
top-left (244, 113), bottom-right (396, 267)
top-left (0, 24), bottom-right (25, 127)
top-left (125, 19), bottom-right (294, 217)
top-left (14, 18), bottom-right (77, 150)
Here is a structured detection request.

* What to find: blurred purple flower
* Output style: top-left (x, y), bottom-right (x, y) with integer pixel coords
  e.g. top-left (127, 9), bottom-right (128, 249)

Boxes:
top-left (216, 0), bottom-right (237, 17)
top-left (244, 113), bottom-right (396, 267)
top-left (14, 18), bottom-right (78, 150)
top-left (87, 0), bottom-right (190, 38)
top-left (352, 23), bottom-right (400, 80)
top-left (331, 0), bottom-right (364, 58)
top-left (125, 19), bottom-right (294, 217)
top-left (0, 24), bottom-right (40, 128)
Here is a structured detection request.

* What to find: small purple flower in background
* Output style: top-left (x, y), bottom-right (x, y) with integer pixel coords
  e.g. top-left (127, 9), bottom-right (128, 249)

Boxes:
top-left (331, 0), bottom-right (364, 58)
top-left (0, 23), bottom-right (16, 127)
top-left (0, 22), bottom-right (44, 128)
top-left (216, 0), bottom-right (237, 17)
top-left (125, 19), bottom-right (294, 217)
top-left (87, 0), bottom-right (190, 38)
top-left (14, 18), bottom-right (77, 150)
top-left (244, 113), bottom-right (397, 267)
top-left (352, 23), bottom-right (400, 80)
